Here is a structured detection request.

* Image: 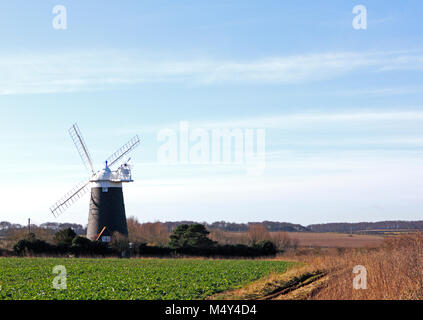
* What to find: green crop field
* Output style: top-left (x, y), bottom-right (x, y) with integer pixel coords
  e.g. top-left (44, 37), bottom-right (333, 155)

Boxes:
top-left (0, 258), bottom-right (295, 300)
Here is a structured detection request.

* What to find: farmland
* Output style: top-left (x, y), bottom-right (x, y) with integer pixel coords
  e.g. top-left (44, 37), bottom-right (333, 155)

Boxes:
top-left (287, 232), bottom-right (384, 248)
top-left (0, 258), bottom-right (295, 300)
top-left (210, 230), bottom-right (385, 248)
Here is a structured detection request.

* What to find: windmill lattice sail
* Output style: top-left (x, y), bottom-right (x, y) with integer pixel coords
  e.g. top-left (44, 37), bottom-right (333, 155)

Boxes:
top-left (50, 180), bottom-right (90, 218)
top-left (106, 135), bottom-right (140, 168)
top-left (69, 123), bottom-right (95, 174)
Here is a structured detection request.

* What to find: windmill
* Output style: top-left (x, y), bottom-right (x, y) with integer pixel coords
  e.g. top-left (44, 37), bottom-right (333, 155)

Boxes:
top-left (50, 123), bottom-right (140, 241)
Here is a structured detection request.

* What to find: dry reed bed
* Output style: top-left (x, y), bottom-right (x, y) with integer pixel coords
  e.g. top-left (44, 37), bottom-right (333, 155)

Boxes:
top-left (222, 233), bottom-right (423, 300)
top-left (305, 233), bottom-right (423, 300)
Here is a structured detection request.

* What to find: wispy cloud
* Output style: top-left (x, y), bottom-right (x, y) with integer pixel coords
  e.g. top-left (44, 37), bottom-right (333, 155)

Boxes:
top-left (323, 86), bottom-right (423, 97)
top-left (120, 109), bottom-right (423, 134)
top-left (1, 50), bottom-right (423, 95)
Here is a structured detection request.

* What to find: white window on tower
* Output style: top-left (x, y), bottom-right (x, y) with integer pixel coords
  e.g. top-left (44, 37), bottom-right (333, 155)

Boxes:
top-left (102, 187), bottom-right (108, 192)
top-left (102, 236), bottom-right (111, 243)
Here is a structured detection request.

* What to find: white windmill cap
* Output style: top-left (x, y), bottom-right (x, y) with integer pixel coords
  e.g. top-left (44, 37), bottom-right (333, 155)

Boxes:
top-left (93, 166), bottom-right (112, 181)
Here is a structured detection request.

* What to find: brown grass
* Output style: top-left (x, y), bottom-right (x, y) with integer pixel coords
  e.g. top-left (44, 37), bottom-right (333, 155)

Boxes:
top-left (301, 232), bottom-right (423, 299)
top-left (210, 230), bottom-right (383, 249)
top-left (1, 227), bottom-right (55, 250)
top-left (287, 232), bottom-right (384, 248)
top-left (210, 233), bottom-right (423, 300)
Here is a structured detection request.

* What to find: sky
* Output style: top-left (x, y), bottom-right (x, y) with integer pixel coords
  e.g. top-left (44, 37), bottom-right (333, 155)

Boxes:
top-left (1, 1), bottom-right (423, 226)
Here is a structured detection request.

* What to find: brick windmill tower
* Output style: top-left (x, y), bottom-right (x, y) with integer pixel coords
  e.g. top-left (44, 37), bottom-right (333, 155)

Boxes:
top-left (50, 124), bottom-right (140, 241)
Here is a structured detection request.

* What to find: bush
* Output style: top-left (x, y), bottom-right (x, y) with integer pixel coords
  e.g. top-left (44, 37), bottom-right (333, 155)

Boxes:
top-left (72, 235), bottom-right (92, 247)
top-left (71, 236), bottom-right (93, 256)
top-left (12, 231), bottom-right (116, 257)
top-left (0, 248), bottom-right (13, 257)
top-left (253, 240), bottom-right (277, 255)
top-left (90, 240), bottom-right (115, 256)
top-left (133, 241), bottom-right (277, 258)
top-left (137, 243), bottom-right (172, 256)
top-left (54, 228), bottom-right (77, 247)
top-left (71, 236), bottom-right (116, 256)
top-left (110, 232), bottom-right (129, 256)
top-left (13, 233), bottom-right (55, 256)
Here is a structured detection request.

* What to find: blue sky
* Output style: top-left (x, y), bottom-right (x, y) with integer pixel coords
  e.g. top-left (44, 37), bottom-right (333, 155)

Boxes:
top-left (1, 1), bottom-right (423, 226)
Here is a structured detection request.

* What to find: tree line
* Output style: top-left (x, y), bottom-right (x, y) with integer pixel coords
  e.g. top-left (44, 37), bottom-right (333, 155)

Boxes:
top-left (2, 222), bottom-right (281, 258)
top-left (3, 219), bottom-right (423, 238)
top-left (307, 221), bottom-right (423, 233)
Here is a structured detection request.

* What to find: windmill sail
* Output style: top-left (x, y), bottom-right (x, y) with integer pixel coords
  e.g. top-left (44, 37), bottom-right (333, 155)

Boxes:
top-left (69, 123), bottom-right (95, 174)
top-left (50, 180), bottom-right (90, 218)
top-left (106, 135), bottom-right (140, 168)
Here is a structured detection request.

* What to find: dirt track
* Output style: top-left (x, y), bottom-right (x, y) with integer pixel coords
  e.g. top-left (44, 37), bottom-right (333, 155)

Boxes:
top-left (207, 265), bottom-right (330, 300)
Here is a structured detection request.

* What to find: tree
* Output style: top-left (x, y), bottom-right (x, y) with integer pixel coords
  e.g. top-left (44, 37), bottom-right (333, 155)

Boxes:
top-left (247, 223), bottom-right (271, 245)
top-left (253, 240), bottom-right (277, 255)
top-left (271, 231), bottom-right (293, 251)
top-left (54, 228), bottom-right (76, 246)
top-left (168, 224), bottom-right (216, 249)
top-left (0, 221), bottom-right (11, 230)
top-left (127, 217), bottom-right (170, 246)
top-left (127, 216), bottom-right (146, 243)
